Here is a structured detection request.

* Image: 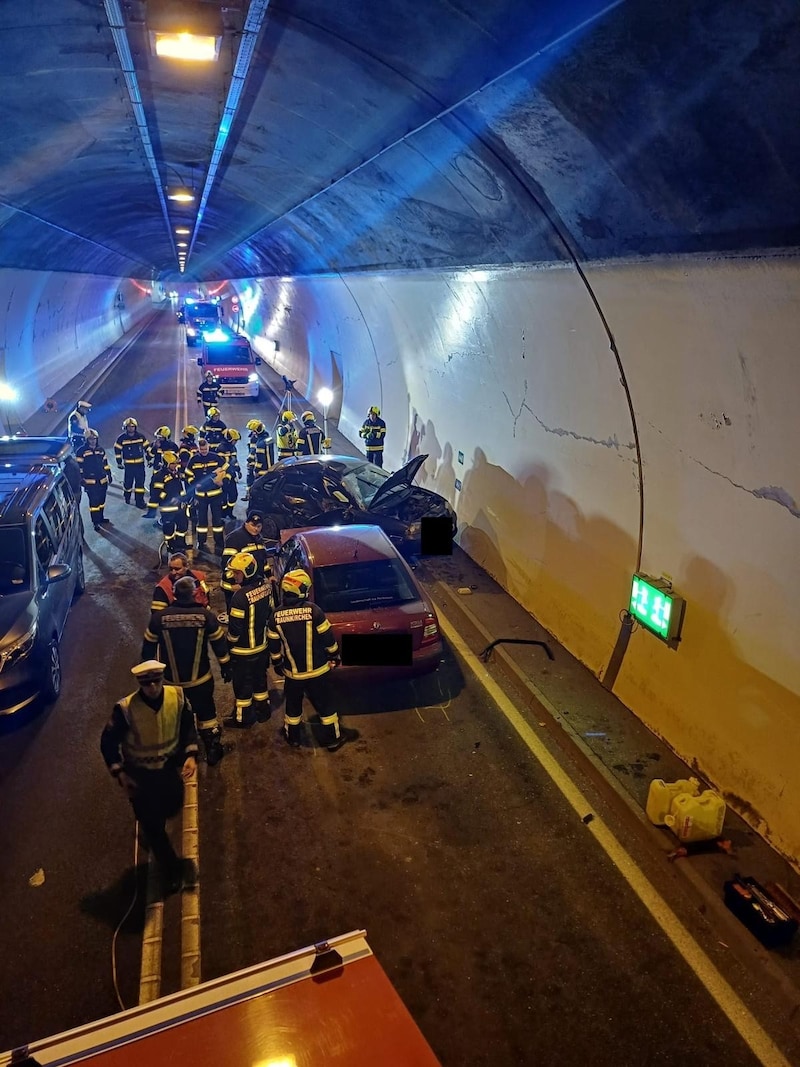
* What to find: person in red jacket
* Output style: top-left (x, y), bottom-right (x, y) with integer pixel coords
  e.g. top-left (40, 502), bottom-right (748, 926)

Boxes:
top-left (151, 552), bottom-right (210, 613)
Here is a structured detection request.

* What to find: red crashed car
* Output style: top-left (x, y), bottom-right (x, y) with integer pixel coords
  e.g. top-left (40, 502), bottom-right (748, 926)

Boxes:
top-left (271, 524), bottom-right (443, 678)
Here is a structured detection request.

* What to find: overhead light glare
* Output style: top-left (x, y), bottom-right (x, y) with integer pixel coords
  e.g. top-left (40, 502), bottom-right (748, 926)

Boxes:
top-left (167, 187), bottom-right (195, 203)
top-left (177, 241), bottom-right (188, 247)
top-left (153, 32), bottom-right (220, 62)
top-left (175, 227), bottom-right (190, 235)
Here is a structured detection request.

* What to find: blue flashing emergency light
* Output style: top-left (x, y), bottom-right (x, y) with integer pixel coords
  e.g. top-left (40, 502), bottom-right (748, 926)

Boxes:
top-left (203, 327), bottom-right (228, 342)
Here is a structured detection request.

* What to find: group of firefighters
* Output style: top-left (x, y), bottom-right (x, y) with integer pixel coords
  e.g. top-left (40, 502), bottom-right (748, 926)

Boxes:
top-left (67, 379), bottom-right (383, 895)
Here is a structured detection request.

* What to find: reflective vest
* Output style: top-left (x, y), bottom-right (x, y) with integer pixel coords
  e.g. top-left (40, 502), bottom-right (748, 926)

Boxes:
top-left (118, 686), bottom-right (185, 769)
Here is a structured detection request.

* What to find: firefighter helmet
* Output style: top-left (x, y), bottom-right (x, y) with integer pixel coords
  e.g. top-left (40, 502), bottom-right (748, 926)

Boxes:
top-left (301, 410), bottom-right (315, 425)
top-left (182, 425), bottom-right (199, 438)
top-left (223, 428), bottom-right (241, 442)
top-left (281, 410), bottom-right (296, 423)
top-left (368, 406), bottom-right (381, 417)
top-left (123, 417), bottom-right (138, 429)
top-left (204, 371), bottom-right (216, 380)
top-left (281, 568), bottom-right (311, 599)
top-left (162, 451), bottom-right (179, 466)
top-left (228, 551), bottom-right (258, 580)
top-left (247, 419), bottom-right (265, 434)
top-left (154, 425), bottom-right (171, 439)
top-left (85, 428), bottom-right (99, 441)
top-left (206, 406), bottom-right (220, 418)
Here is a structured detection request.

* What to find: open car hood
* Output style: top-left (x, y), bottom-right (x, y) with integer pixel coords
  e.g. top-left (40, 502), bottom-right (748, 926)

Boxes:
top-left (369, 455), bottom-right (428, 510)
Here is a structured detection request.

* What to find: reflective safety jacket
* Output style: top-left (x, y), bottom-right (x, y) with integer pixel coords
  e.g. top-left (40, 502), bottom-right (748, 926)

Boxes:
top-left (114, 430), bottom-right (150, 468)
top-left (178, 437), bottom-right (198, 469)
top-left (76, 443), bottom-right (112, 486)
top-left (217, 439), bottom-right (241, 480)
top-left (197, 378), bottom-right (221, 406)
top-left (151, 568), bottom-right (210, 612)
top-left (221, 525), bottom-right (274, 595)
top-left (100, 685), bottom-right (198, 774)
top-left (150, 437), bottom-right (179, 469)
top-left (201, 415), bottom-right (227, 447)
top-left (185, 450), bottom-right (226, 498)
top-left (142, 602), bottom-right (230, 688)
top-left (147, 467), bottom-right (188, 516)
top-left (268, 600), bottom-right (339, 680)
top-left (359, 416), bottom-right (386, 452)
top-left (276, 424), bottom-right (298, 458)
top-left (252, 431), bottom-right (275, 474)
top-left (227, 577), bottom-right (274, 656)
top-left (297, 423), bottom-right (324, 456)
top-left (68, 408), bottom-right (90, 441)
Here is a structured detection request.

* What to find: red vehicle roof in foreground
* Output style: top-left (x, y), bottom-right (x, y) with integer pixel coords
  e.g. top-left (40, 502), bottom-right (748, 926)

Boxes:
top-left (282, 523), bottom-right (398, 566)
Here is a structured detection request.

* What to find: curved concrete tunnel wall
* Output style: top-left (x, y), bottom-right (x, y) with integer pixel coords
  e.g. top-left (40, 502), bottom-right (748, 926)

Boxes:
top-left (237, 255), bottom-right (800, 867)
top-left (0, 270), bottom-right (154, 427)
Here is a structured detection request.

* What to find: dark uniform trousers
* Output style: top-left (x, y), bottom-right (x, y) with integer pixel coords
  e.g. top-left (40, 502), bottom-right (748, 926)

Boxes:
top-left (85, 481), bottom-right (109, 524)
top-left (230, 649), bottom-right (271, 725)
top-left (283, 673), bottom-right (338, 746)
top-left (195, 491), bottom-right (225, 548)
top-left (129, 762), bottom-right (184, 874)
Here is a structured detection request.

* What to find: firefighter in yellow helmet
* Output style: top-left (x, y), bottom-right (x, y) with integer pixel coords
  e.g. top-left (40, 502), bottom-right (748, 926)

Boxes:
top-left (201, 406), bottom-right (227, 448)
top-left (151, 426), bottom-right (178, 470)
top-left (225, 551), bottom-right (275, 727)
top-left (75, 428), bottom-right (113, 529)
top-left (196, 370), bottom-right (221, 414)
top-left (359, 405), bottom-right (386, 467)
top-left (276, 410), bottom-right (298, 460)
top-left (114, 417), bottom-right (150, 507)
top-left (178, 425), bottom-right (199, 469)
top-left (267, 569), bottom-right (358, 751)
top-left (297, 410), bottom-right (323, 456)
top-left (146, 451), bottom-right (190, 550)
top-left (218, 427), bottom-right (242, 519)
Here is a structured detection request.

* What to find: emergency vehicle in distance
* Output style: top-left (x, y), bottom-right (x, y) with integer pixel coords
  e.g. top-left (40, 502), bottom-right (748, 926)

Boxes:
top-left (0, 931), bottom-right (441, 1066)
top-left (182, 297), bottom-right (222, 347)
top-left (196, 326), bottom-right (262, 399)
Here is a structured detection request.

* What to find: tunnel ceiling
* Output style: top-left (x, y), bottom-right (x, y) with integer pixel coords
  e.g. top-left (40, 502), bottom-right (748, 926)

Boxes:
top-left (0, 0), bottom-right (798, 281)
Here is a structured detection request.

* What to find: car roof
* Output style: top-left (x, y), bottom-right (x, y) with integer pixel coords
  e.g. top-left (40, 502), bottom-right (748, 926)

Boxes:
top-left (0, 437), bottom-right (73, 466)
top-left (288, 524), bottom-right (399, 567)
top-left (0, 469), bottom-right (55, 524)
top-left (273, 455), bottom-right (363, 474)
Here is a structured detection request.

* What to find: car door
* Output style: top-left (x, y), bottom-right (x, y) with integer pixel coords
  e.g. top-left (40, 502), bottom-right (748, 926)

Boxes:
top-left (273, 537), bottom-right (309, 604)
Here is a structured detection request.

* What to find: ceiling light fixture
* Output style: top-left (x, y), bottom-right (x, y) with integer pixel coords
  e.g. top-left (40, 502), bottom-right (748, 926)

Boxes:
top-left (148, 1), bottom-right (223, 62)
top-left (153, 32), bottom-right (220, 62)
top-left (177, 241), bottom-right (187, 247)
top-left (164, 161), bottom-right (196, 203)
top-left (175, 227), bottom-right (190, 235)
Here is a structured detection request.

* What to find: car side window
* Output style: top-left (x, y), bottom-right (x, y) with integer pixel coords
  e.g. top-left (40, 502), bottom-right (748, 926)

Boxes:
top-left (34, 516), bottom-right (55, 571)
top-left (43, 490), bottom-right (67, 544)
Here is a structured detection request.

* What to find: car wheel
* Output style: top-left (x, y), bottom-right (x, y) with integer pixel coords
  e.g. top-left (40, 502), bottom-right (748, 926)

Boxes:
top-left (40, 637), bottom-right (62, 703)
top-left (73, 548), bottom-right (86, 597)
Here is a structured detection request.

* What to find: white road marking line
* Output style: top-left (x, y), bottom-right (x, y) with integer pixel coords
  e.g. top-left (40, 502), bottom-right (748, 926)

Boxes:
top-left (181, 775), bottom-right (201, 988)
top-left (437, 608), bottom-right (791, 1067)
top-left (415, 708), bottom-right (425, 723)
top-left (138, 856), bottom-right (164, 1004)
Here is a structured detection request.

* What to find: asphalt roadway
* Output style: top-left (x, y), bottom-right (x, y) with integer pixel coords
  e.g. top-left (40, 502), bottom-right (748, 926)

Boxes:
top-left (0, 309), bottom-right (798, 1065)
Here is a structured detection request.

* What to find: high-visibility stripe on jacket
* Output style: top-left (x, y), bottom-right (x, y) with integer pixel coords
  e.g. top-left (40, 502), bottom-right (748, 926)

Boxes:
top-left (142, 603), bottom-right (230, 687)
top-left (185, 451), bottom-right (226, 497)
top-left (267, 602), bottom-right (338, 680)
top-left (76, 444), bottom-right (112, 485)
top-left (115, 432), bottom-right (149, 465)
top-left (227, 578), bottom-right (274, 655)
top-left (151, 569), bottom-right (209, 612)
top-left (297, 425), bottom-right (323, 455)
top-left (359, 417), bottom-right (386, 451)
top-left (221, 527), bottom-right (272, 593)
top-left (118, 686), bottom-right (186, 768)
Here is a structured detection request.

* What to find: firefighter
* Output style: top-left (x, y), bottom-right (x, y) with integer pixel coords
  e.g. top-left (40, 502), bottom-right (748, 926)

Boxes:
top-left (196, 371), bottom-right (221, 414)
top-left (359, 406), bottom-right (386, 467)
top-left (150, 425), bottom-right (178, 470)
top-left (220, 510), bottom-right (276, 614)
top-left (151, 552), bottom-right (209, 613)
top-left (145, 452), bottom-right (191, 551)
top-left (251, 420), bottom-right (275, 479)
top-left (101, 660), bottom-right (198, 894)
top-left (185, 437), bottom-right (227, 553)
top-left (297, 410), bottom-right (324, 456)
top-left (67, 399), bottom-right (92, 448)
top-left (142, 577), bottom-right (231, 767)
top-left (218, 427), bottom-right (242, 519)
top-left (114, 417), bottom-right (150, 508)
top-left (178, 425), bottom-right (199, 470)
top-left (76, 428), bottom-right (113, 529)
top-left (201, 406), bottom-right (227, 448)
top-left (225, 551), bottom-right (275, 727)
top-left (276, 410), bottom-right (298, 460)
top-left (267, 569), bottom-right (358, 751)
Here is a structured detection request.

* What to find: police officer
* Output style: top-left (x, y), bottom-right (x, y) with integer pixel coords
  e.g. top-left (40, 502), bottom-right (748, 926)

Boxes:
top-left (151, 552), bottom-right (209, 613)
top-left (76, 428), bottom-right (113, 529)
top-left (185, 437), bottom-right (227, 553)
top-left (225, 551), bottom-right (275, 727)
top-left (67, 399), bottom-right (92, 448)
top-left (196, 371), bottom-right (221, 414)
top-left (100, 660), bottom-right (198, 894)
top-left (267, 569), bottom-right (358, 751)
top-left (276, 411), bottom-right (298, 460)
top-left (115, 417), bottom-right (150, 508)
top-left (217, 428), bottom-right (242, 520)
top-left (220, 510), bottom-right (275, 614)
top-left (359, 406), bottom-right (386, 467)
top-left (150, 426), bottom-right (178, 470)
top-left (146, 452), bottom-right (191, 552)
top-left (201, 406), bottom-right (227, 449)
top-left (142, 577), bottom-right (231, 767)
top-left (297, 410), bottom-right (324, 456)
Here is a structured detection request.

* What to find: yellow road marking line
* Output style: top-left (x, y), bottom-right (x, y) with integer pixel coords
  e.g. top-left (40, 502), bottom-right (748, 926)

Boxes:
top-left (181, 775), bottom-right (201, 988)
top-left (138, 857), bottom-right (163, 1004)
top-left (437, 608), bottom-right (791, 1067)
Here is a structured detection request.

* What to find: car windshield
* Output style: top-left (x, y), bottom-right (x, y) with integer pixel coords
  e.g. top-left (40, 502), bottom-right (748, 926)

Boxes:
top-left (313, 559), bottom-right (418, 613)
top-left (187, 302), bottom-right (218, 318)
top-left (0, 526), bottom-right (30, 593)
top-left (339, 462), bottom-right (394, 508)
top-left (204, 344), bottom-right (252, 366)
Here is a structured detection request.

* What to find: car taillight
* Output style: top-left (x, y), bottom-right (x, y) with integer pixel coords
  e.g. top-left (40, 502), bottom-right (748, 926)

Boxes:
top-left (421, 614), bottom-right (439, 645)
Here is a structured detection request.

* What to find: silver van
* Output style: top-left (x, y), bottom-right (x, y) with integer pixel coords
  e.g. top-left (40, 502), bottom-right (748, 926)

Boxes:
top-left (0, 438), bottom-right (85, 714)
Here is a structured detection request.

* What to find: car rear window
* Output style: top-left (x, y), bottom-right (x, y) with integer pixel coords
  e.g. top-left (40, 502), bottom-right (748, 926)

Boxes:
top-left (314, 559), bottom-right (418, 613)
top-left (0, 526), bottom-right (29, 592)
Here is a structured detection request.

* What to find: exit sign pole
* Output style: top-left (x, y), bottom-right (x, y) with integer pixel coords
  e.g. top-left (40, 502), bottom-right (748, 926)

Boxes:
top-left (629, 573), bottom-right (685, 648)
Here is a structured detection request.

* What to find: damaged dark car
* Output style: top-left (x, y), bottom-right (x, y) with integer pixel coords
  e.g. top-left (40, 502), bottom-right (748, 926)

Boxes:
top-left (248, 454), bottom-right (456, 556)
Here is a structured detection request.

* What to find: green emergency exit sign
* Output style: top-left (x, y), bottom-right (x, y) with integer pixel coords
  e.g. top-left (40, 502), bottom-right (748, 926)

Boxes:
top-left (629, 573), bottom-right (685, 647)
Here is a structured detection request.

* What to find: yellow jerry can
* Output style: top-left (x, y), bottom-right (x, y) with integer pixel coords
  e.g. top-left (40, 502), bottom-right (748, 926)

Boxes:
top-left (645, 777), bottom-right (700, 826)
top-left (664, 790), bottom-right (727, 843)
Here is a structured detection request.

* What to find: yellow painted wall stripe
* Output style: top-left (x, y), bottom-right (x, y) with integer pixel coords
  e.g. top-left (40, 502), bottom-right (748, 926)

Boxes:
top-left (438, 609), bottom-right (791, 1067)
